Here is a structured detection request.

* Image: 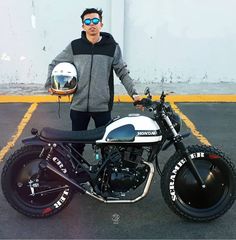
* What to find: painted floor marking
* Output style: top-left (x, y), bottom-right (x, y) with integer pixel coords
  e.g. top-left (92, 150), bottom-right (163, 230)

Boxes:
top-left (170, 102), bottom-right (211, 146)
top-left (0, 95), bottom-right (236, 103)
top-left (0, 103), bottom-right (38, 162)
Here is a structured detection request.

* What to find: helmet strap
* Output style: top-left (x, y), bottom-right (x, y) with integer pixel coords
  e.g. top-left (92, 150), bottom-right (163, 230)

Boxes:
top-left (57, 96), bottom-right (61, 119)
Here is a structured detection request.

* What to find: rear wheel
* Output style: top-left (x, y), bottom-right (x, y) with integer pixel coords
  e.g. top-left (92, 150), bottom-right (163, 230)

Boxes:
top-left (1, 145), bottom-right (73, 218)
top-left (161, 145), bottom-right (236, 222)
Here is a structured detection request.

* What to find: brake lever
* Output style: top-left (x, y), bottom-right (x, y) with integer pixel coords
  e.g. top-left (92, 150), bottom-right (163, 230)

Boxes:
top-left (133, 98), bottom-right (153, 110)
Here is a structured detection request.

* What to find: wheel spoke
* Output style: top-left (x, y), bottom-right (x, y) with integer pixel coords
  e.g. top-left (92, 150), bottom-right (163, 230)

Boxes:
top-left (30, 185), bottom-right (69, 196)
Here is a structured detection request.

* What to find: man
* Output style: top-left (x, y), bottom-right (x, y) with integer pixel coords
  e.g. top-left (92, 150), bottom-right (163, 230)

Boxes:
top-left (45, 8), bottom-right (141, 154)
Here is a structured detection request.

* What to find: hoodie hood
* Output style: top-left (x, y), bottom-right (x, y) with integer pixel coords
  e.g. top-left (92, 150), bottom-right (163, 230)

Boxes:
top-left (81, 31), bottom-right (116, 45)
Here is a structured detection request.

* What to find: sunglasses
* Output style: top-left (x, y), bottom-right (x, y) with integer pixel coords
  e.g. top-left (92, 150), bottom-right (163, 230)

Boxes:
top-left (83, 18), bottom-right (101, 26)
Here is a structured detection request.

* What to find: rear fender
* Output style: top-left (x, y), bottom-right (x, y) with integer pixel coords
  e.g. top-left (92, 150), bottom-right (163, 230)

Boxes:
top-left (22, 135), bottom-right (48, 146)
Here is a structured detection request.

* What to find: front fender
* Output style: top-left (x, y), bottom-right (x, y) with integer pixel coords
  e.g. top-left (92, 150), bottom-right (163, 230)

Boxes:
top-left (22, 135), bottom-right (48, 146)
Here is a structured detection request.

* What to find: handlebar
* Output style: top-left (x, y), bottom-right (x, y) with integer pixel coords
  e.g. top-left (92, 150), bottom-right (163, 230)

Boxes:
top-left (133, 91), bottom-right (170, 112)
top-left (133, 98), bottom-right (161, 112)
top-left (133, 98), bottom-right (152, 107)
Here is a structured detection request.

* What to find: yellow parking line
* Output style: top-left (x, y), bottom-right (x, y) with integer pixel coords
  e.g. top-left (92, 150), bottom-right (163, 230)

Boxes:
top-left (115, 95), bottom-right (236, 103)
top-left (0, 103), bottom-right (38, 162)
top-left (170, 102), bottom-right (211, 146)
top-left (0, 94), bottom-right (236, 103)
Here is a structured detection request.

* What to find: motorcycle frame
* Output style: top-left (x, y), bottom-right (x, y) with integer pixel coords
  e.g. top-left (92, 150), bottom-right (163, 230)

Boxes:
top-left (22, 93), bottom-right (206, 202)
top-left (22, 128), bottom-right (166, 202)
top-left (23, 133), bottom-right (164, 180)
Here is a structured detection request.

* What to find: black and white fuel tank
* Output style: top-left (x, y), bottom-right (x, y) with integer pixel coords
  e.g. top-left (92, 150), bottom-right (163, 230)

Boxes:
top-left (96, 114), bottom-right (162, 144)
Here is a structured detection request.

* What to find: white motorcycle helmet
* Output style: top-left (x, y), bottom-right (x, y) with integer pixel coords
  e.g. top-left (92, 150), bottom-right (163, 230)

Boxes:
top-left (51, 62), bottom-right (77, 96)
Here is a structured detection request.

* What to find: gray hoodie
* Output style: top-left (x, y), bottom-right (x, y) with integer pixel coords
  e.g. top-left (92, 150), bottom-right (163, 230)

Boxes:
top-left (46, 31), bottom-right (138, 112)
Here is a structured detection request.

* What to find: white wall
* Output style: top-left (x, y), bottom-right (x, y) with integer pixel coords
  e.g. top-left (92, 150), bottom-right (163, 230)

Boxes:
top-left (124, 0), bottom-right (236, 84)
top-left (0, 0), bottom-right (111, 84)
top-left (0, 0), bottom-right (236, 85)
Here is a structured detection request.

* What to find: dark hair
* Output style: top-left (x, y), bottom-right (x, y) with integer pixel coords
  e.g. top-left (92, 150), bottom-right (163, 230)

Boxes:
top-left (81, 8), bottom-right (103, 22)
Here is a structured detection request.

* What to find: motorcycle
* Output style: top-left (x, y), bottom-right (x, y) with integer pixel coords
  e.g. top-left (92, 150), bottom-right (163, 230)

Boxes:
top-left (1, 89), bottom-right (236, 222)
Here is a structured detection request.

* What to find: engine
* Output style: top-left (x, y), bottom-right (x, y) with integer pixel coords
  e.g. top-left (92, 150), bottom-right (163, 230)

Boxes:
top-left (99, 146), bottom-right (150, 195)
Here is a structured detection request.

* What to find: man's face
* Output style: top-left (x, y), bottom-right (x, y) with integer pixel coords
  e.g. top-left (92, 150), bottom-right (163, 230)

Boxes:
top-left (82, 13), bottom-right (103, 36)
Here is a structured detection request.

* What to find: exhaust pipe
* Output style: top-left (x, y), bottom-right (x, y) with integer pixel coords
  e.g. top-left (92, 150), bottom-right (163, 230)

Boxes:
top-left (39, 160), bottom-right (154, 204)
top-left (39, 160), bottom-right (85, 194)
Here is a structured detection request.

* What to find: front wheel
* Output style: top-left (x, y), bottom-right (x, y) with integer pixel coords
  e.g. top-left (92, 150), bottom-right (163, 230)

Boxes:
top-left (161, 145), bottom-right (236, 222)
top-left (1, 145), bottom-right (74, 218)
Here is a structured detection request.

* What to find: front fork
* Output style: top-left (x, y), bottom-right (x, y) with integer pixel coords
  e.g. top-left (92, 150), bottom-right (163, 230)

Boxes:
top-left (162, 112), bottom-right (206, 188)
top-left (174, 140), bottom-right (206, 189)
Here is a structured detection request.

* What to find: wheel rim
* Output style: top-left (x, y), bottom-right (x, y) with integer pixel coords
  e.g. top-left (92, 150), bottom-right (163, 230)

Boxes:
top-left (13, 158), bottom-right (68, 208)
top-left (175, 159), bottom-right (230, 210)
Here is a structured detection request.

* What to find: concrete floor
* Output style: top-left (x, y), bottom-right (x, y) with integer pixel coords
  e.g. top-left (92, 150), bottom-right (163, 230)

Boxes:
top-left (0, 102), bottom-right (236, 239)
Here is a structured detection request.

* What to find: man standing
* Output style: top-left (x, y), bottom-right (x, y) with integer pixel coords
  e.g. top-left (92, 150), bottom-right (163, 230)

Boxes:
top-left (45, 8), bottom-right (141, 154)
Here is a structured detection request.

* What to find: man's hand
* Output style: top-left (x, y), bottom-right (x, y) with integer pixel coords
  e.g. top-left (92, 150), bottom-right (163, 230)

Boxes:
top-left (48, 88), bottom-right (53, 95)
top-left (133, 95), bottom-right (144, 111)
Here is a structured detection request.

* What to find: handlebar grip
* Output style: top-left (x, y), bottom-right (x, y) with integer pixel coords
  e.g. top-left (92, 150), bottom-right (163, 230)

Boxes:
top-left (134, 97), bottom-right (163, 112)
top-left (133, 100), bottom-right (142, 106)
top-left (133, 98), bottom-right (153, 108)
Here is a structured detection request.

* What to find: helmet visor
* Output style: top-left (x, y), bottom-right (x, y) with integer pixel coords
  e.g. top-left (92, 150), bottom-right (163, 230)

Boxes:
top-left (51, 75), bottom-right (77, 90)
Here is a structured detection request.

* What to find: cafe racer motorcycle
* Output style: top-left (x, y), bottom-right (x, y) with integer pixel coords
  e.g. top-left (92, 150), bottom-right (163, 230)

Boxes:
top-left (1, 90), bottom-right (236, 222)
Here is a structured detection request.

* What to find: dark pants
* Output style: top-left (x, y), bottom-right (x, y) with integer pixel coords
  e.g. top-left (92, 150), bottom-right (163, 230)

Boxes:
top-left (70, 109), bottom-right (111, 154)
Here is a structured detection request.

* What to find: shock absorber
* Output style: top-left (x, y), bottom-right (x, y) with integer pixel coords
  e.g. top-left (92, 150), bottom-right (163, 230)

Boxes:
top-left (45, 143), bottom-right (55, 161)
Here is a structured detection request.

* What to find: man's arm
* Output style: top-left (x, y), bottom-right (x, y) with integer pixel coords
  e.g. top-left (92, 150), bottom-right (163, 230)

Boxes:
top-left (45, 43), bottom-right (74, 89)
top-left (112, 44), bottom-right (139, 98)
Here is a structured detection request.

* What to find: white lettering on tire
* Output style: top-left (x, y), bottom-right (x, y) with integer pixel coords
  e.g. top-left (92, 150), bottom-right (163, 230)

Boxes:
top-left (169, 152), bottom-right (205, 201)
top-left (53, 189), bottom-right (69, 208)
top-left (52, 157), bottom-right (67, 174)
top-left (51, 156), bottom-right (69, 209)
